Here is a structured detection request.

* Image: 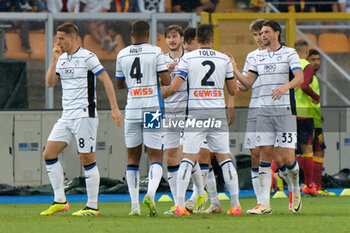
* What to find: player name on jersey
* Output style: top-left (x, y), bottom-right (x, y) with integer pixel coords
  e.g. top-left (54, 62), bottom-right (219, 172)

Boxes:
top-left (130, 47), bottom-right (142, 53)
top-left (199, 50), bottom-right (216, 56)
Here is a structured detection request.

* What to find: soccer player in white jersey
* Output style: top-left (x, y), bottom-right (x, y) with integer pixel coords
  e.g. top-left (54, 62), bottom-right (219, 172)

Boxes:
top-left (115, 20), bottom-right (171, 217)
top-left (235, 19), bottom-right (266, 214)
top-left (162, 24), bottom-right (240, 216)
top-left (40, 23), bottom-right (123, 216)
top-left (162, 25), bottom-right (188, 214)
top-left (162, 25), bottom-right (220, 215)
top-left (230, 19), bottom-right (293, 214)
top-left (232, 20), bottom-right (304, 214)
top-left (182, 26), bottom-right (227, 214)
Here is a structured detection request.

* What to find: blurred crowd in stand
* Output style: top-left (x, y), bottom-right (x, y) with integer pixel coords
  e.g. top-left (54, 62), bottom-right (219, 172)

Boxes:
top-left (0, 0), bottom-right (218, 54)
top-left (0, 0), bottom-right (348, 54)
top-left (250, 0), bottom-right (349, 13)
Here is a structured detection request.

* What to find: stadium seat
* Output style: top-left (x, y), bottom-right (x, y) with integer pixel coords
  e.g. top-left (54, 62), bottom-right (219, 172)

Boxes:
top-left (82, 34), bottom-right (122, 60)
top-left (296, 33), bottom-right (317, 49)
top-left (5, 32), bottom-right (83, 60)
top-left (318, 33), bottom-right (349, 52)
top-left (29, 31), bottom-right (45, 59)
top-left (4, 32), bottom-right (31, 60)
top-left (215, 0), bottom-right (236, 12)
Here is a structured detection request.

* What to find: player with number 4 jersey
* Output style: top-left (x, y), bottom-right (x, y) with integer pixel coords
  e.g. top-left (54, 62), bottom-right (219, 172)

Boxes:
top-left (115, 20), bottom-right (171, 217)
top-left (116, 44), bottom-right (168, 123)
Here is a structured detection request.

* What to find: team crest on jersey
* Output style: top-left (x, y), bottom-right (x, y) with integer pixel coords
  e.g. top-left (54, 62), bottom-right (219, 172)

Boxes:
top-left (277, 56), bottom-right (282, 61)
top-left (143, 110), bottom-right (162, 129)
top-left (75, 60), bottom-right (80, 66)
top-left (264, 63), bottom-right (276, 73)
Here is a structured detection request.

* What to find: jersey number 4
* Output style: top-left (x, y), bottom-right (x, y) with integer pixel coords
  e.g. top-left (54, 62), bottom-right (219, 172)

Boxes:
top-left (201, 61), bottom-right (215, 86)
top-left (130, 57), bottom-right (143, 83)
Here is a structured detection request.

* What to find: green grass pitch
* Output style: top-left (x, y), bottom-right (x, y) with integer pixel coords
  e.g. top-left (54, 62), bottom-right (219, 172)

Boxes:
top-left (0, 196), bottom-right (349, 233)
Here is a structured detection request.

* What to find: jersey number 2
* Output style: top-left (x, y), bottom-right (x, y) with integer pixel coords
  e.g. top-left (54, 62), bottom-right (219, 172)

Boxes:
top-left (201, 61), bottom-right (215, 86)
top-left (130, 57), bottom-right (143, 84)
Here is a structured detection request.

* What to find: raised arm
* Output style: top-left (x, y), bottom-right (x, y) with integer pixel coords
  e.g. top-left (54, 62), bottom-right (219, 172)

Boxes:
top-left (161, 76), bottom-right (184, 99)
top-left (46, 44), bottom-right (61, 87)
top-left (227, 53), bottom-right (258, 90)
top-left (158, 71), bottom-right (171, 86)
top-left (237, 80), bottom-right (249, 92)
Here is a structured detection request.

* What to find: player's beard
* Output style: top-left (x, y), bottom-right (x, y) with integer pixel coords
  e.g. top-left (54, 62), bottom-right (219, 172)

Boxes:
top-left (264, 40), bottom-right (271, 46)
top-left (169, 43), bottom-right (181, 52)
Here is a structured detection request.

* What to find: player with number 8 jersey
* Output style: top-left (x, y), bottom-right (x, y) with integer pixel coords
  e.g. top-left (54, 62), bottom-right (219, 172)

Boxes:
top-left (41, 23), bottom-right (123, 217)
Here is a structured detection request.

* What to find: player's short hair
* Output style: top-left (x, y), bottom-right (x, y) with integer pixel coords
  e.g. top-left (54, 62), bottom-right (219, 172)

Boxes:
top-left (309, 49), bottom-right (320, 57)
top-left (196, 24), bottom-right (214, 44)
top-left (164, 25), bottom-right (183, 38)
top-left (57, 23), bottom-right (79, 36)
top-left (249, 19), bottom-right (265, 32)
top-left (132, 20), bottom-right (150, 40)
top-left (183, 26), bottom-right (196, 43)
top-left (294, 39), bottom-right (308, 53)
top-left (262, 20), bottom-right (282, 42)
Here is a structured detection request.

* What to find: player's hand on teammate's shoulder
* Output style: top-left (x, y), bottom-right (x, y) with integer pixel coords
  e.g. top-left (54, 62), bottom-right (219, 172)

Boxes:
top-left (167, 61), bottom-right (178, 73)
top-left (52, 43), bottom-right (62, 61)
top-left (111, 107), bottom-right (123, 127)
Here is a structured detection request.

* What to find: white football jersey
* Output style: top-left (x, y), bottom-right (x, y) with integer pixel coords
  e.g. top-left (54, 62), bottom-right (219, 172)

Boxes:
top-left (164, 51), bottom-right (188, 115)
top-left (56, 47), bottom-right (104, 119)
top-left (177, 48), bottom-right (234, 114)
top-left (242, 48), bottom-right (261, 121)
top-left (116, 43), bottom-right (168, 122)
top-left (249, 46), bottom-right (301, 116)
